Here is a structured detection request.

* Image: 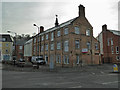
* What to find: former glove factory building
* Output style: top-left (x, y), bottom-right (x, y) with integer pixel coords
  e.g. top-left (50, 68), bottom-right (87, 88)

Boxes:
top-left (32, 4), bottom-right (100, 67)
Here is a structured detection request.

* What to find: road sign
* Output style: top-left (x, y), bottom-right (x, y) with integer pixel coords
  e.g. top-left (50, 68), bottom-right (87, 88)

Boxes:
top-left (113, 64), bottom-right (118, 72)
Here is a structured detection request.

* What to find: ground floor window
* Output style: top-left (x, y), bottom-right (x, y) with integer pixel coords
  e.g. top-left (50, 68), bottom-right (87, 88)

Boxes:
top-left (64, 55), bottom-right (69, 64)
top-left (76, 55), bottom-right (79, 64)
top-left (116, 56), bottom-right (120, 60)
top-left (56, 55), bottom-right (61, 64)
top-left (3, 55), bottom-right (10, 60)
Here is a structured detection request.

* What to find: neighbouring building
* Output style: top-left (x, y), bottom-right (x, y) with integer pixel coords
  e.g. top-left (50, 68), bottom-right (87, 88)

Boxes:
top-left (0, 34), bottom-right (13, 62)
top-left (32, 4), bottom-right (100, 67)
top-left (24, 38), bottom-right (33, 62)
top-left (97, 24), bottom-right (120, 64)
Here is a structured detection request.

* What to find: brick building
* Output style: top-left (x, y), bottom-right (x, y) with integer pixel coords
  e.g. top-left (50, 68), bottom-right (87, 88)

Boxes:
top-left (32, 5), bottom-right (100, 67)
top-left (97, 24), bottom-right (120, 64)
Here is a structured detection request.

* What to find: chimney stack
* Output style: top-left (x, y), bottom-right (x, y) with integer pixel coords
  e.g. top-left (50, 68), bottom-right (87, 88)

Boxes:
top-left (78, 4), bottom-right (85, 17)
top-left (102, 24), bottom-right (107, 31)
top-left (40, 26), bottom-right (44, 33)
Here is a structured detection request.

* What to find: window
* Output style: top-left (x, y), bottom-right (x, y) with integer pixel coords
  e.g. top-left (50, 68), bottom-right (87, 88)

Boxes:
top-left (2, 38), bottom-right (6, 41)
top-left (45, 44), bottom-right (48, 51)
top-left (75, 27), bottom-right (80, 34)
top-left (37, 44), bottom-right (39, 52)
top-left (75, 40), bottom-right (80, 49)
top-left (86, 29), bottom-right (90, 36)
top-left (57, 42), bottom-right (61, 50)
top-left (76, 55), bottom-right (79, 64)
top-left (116, 56), bottom-right (120, 60)
top-left (0, 43), bottom-right (2, 47)
top-left (95, 43), bottom-right (98, 50)
top-left (57, 30), bottom-right (61, 37)
top-left (111, 46), bottom-right (114, 54)
top-left (46, 34), bottom-right (48, 40)
top-left (42, 36), bottom-right (44, 41)
top-left (41, 45), bottom-right (44, 52)
top-left (107, 38), bottom-right (110, 46)
top-left (51, 43), bottom-right (54, 50)
top-left (6, 44), bottom-right (8, 47)
top-left (34, 38), bottom-right (36, 43)
top-left (64, 40), bottom-right (69, 52)
top-left (111, 38), bottom-right (113, 45)
top-left (37, 37), bottom-right (40, 42)
top-left (51, 32), bottom-right (54, 41)
top-left (64, 28), bottom-right (69, 35)
top-left (5, 49), bottom-right (8, 53)
top-left (19, 46), bottom-right (23, 50)
top-left (116, 46), bottom-right (119, 54)
top-left (64, 55), bottom-right (69, 64)
top-left (87, 42), bottom-right (90, 50)
top-left (56, 55), bottom-right (61, 64)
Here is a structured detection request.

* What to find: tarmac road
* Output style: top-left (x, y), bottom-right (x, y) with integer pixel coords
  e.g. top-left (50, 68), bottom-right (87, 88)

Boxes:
top-left (2, 64), bottom-right (120, 88)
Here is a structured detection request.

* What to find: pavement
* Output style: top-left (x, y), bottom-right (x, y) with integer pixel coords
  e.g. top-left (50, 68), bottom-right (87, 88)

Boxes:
top-left (1, 63), bottom-right (120, 88)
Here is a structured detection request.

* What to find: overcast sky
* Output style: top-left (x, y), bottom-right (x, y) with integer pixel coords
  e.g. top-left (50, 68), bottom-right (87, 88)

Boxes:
top-left (0, 0), bottom-right (119, 37)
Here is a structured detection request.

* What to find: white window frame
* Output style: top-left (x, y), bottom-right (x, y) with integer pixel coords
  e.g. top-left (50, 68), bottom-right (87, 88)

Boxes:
top-left (45, 44), bottom-right (48, 51)
top-left (19, 46), bottom-right (23, 50)
top-left (57, 42), bottom-right (61, 50)
top-left (51, 32), bottom-right (54, 41)
top-left (86, 29), bottom-right (90, 36)
top-left (56, 55), bottom-right (61, 64)
top-left (51, 43), bottom-right (54, 50)
top-left (75, 27), bottom-right (80, 34)
top-left (76, 55), bottom-right (79, 64)
top-left (64, 55), bottom-right (69, 64)
top-left (111, 46), bottom-right (114, 54)
top-left (46, 34), bottom-right (48, 40)
top-left (57, 30), bottom-right (61, 37)
top-left (75, 40), bottom-right (80, 49)
top-left (64, 28), bottom-right (69, 35)
top-left (64, 40), bottom-right (69, 52)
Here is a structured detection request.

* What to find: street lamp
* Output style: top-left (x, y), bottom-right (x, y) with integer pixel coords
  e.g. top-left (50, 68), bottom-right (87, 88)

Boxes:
top-left (33, 24), bottom-right (40, 33)
top-left (7, 31), bottom-right (17, 65)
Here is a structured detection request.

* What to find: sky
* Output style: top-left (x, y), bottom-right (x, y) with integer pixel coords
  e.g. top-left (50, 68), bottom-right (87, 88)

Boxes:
top-left (0, 0), bottom-right (119, 37)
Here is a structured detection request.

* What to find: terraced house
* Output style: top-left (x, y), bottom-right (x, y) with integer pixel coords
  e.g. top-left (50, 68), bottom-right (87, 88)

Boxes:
top-left (32, 5), bottom-right (100, 67)
top-left (0, 34), bottom-right (13, 62)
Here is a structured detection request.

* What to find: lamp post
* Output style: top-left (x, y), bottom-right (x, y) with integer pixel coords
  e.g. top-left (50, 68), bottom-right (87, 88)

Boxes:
top-left (7, 31), bottom-right (17, 66)
top-left (33, 24), bottom-right (41, 56)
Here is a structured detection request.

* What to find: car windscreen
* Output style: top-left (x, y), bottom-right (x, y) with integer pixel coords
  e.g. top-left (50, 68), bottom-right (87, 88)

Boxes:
top-left (36, 58), bottom-right (44, 61)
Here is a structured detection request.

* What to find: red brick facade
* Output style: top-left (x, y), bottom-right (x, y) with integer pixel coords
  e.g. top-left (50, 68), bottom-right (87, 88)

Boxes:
top-left (32, 5), bottom-right (100, 67)
top-left (97, 24), bottom-right (120, 64)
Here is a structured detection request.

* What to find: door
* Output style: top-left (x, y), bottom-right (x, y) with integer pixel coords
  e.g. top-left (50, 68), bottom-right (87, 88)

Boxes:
top-left (45, 55), bottom-right (48, 64)
top-left (50, 55), bottom-right (54, 69)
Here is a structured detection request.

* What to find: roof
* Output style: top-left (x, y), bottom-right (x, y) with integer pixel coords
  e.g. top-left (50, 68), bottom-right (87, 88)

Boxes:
top-left (38, 17), bottom-right (78, 36)
top-left (108, 29), bottom-right (120, 36)
top-left (0, 34), bottom-right (13, 42)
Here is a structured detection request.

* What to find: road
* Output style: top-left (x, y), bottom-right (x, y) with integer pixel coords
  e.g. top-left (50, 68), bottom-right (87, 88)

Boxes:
top-left (2, 64), bottom-right (119, 88)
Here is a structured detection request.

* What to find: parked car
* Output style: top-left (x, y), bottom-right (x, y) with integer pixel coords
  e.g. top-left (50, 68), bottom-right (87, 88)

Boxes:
top-left (16, 59), bottom-right (26, 67)
top-left (31, 56), bottom-right (46, 65)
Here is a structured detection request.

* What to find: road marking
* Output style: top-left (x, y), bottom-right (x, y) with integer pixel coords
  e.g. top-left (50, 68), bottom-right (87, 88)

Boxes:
top-left (102, 81), bottom-right (119, 85)
top-left (70, 85), bottom-right (82, 88)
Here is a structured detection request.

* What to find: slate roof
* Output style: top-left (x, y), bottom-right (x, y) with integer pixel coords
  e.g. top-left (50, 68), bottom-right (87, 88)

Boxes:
top-left (108, 29), bottom-right (120, 36)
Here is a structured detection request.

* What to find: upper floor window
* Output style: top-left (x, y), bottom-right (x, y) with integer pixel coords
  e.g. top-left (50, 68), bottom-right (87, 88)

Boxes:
top-left (116, 46), bottom-right (119, 54)
top-left (75, 40), bottom-right (80, 49)
top-left (64, 28), bottom-right (69, 35)
top-left (87, 42), bottom-right (90, 50)
top-left (41, 36), bottom-right (44, 41)
top-left (57, 42), bottom-right (61, 50)
top-left (107, 38), bottom-right (110, 46)
top-left (86, 29), bottom-right (90, 36)
top-left (51, 32), bottom-right (54, 41)
top-left (57, 30), bottom-right (61, 37)
top-left (41, 45), bottom-right (44, 52)
top-left (19, 46), bottom-right (23, 50)
top-left (45, 44), bottom-right (48, 51)
top-left (74, 27), bottom-right (80, 34)
top-left (34, 38), bottom-right (36, 43)
top-left (95, 43), bottom-right (98, 50)
top-left (46, 34), bottom-right (48, 40)
top-left (64, 40), bottom-right (69, 52)
top-left (6, 44), bottom-right (9, 47)
top-left (111, 46), bottom-right (114, 54)
top-left (2, 38), bottom-right (6, 41)
top-left (116, 56), bottom-right (120, 60)
top-left (51, 43), bottom-right (54, 50)
top-left (76, 55), bottom-right (79, 64)
top-left (111, 38), bottom-right (113, 45)
top-left (0, 43), bottom-right (2, 47)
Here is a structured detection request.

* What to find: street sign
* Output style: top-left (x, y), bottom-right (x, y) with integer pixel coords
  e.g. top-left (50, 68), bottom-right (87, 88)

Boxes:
top-left (82, 48), bottom-right (88, 53)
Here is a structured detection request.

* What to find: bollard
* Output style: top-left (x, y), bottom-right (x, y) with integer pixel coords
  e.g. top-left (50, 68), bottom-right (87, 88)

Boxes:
top-left (113, 64), bottom-right (118, 73)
